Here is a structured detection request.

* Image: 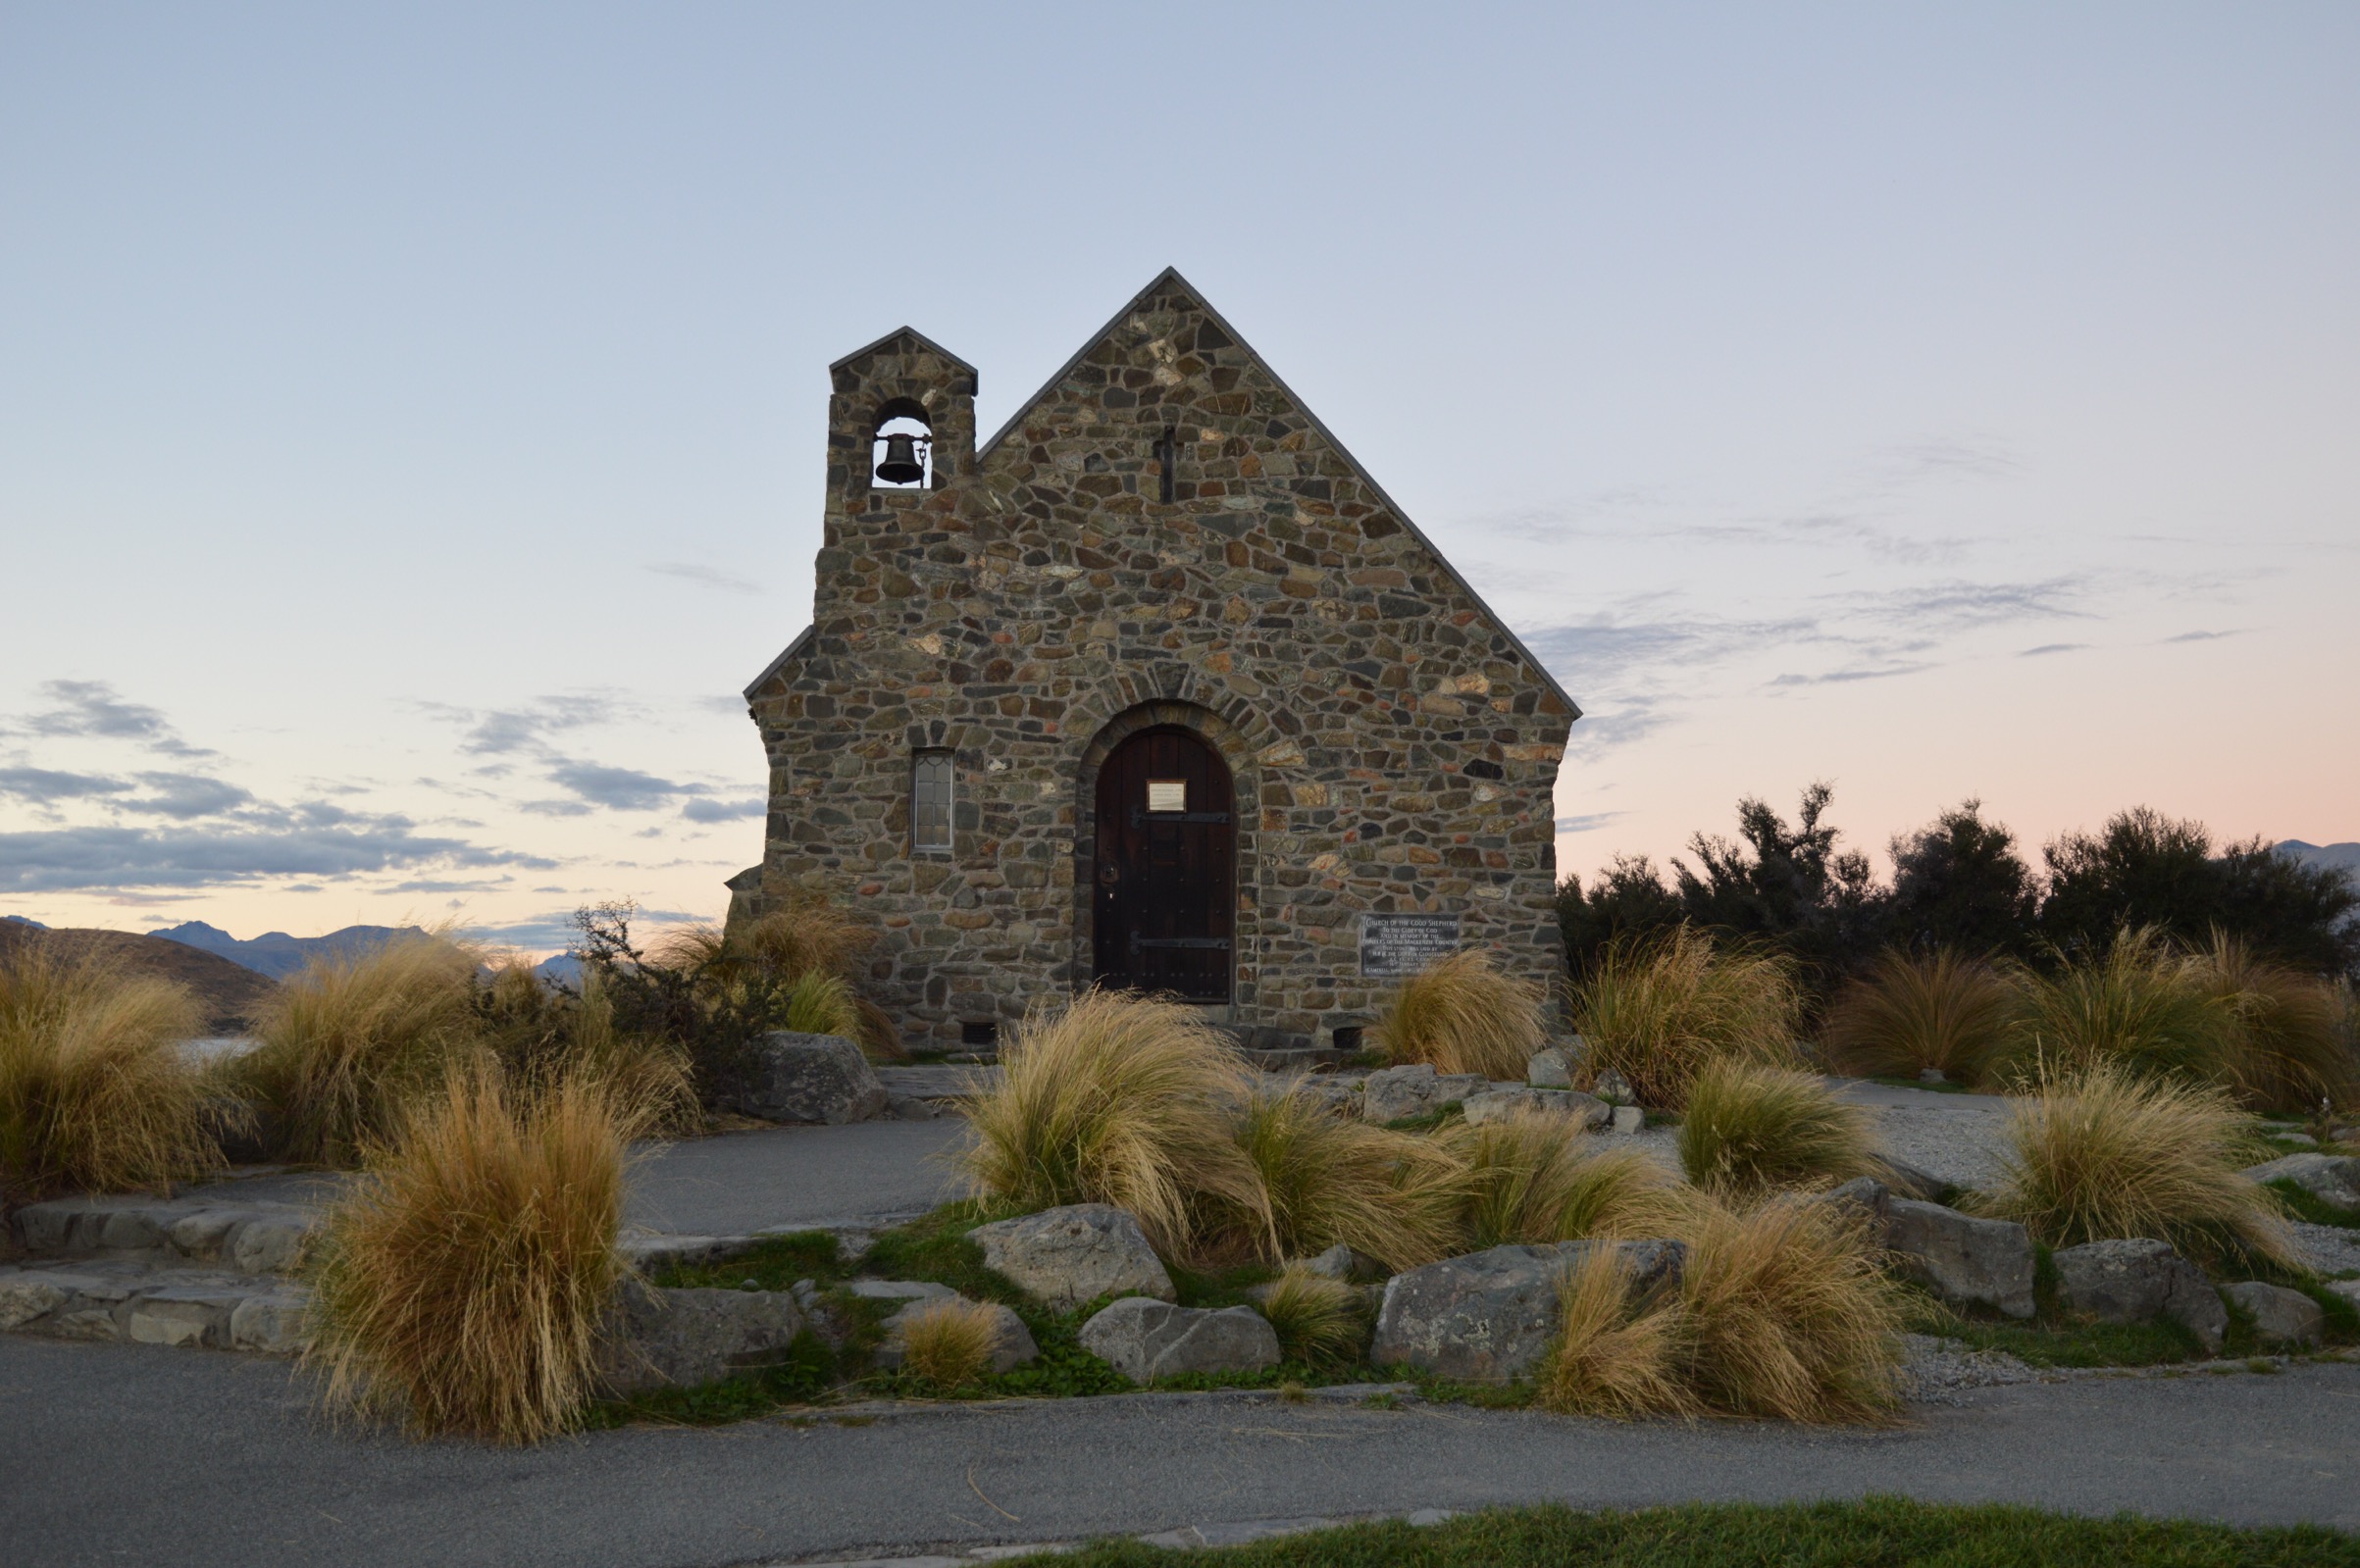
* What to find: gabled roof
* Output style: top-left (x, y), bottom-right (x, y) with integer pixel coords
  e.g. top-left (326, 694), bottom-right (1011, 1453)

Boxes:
top-left (828, 326), bottom-right (976, 379)
top-left (980, 267), bottom-right (1579, 720)
top-left (742, 624), bottom-right (813, 702)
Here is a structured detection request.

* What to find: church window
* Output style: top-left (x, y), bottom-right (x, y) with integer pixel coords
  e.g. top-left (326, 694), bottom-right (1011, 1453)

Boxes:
top-left (912, 750), bottom-right (953, 852)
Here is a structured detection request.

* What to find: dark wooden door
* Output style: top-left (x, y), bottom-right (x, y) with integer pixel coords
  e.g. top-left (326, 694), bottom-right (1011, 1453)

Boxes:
top-left (1093, 727), bottom-right (1234, 1002)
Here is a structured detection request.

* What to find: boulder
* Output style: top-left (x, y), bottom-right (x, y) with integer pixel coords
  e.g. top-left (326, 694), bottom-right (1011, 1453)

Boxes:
top-left (1608, 1105), bottom-right (1645, 1135)
top-left (1883, 1199), bottom-right (2035, 1319)
top-left (1821, 1176), bottom-right (1893, 1233)
top-left (1295, 1243), bottom-right (1357, 1281)
top-left (844, 1279), bottom-right (956, 1305)
top-left (0, 1271), bottom-right (71, 1331)
top-left (1369, 1239), bottom-right (1685, 1383)
top-left (126, 1287), bottom-right (243, 1348)
top-left (1875, 1159), bottom-right (1950, 1203)
top-left (725, 1033), bottom-right (888, 1125)
top-left (1460, 1087), bottom-right (1611, 1131)
top-left (1590, 1068), bottom-right (1633, 1104)
top-left (600, 1283), bottom-right (810, 1394)
top-left (968, 1204), bottom-right (1175, 1308)
top-left (1289, 1079), bottom-right (1362, 1119)
top-left (2051, 1239), bottom-right (2227, 1352)
top-left (874, 1296), bottom-right (1039, 1374)
top-left (2222, 1281), bottom-right (2324, 1348)
top-left (1077, 1297), bottom-right (1281, 1383)
top-left (2242, 1153), bottom-right (2360, 1211)
top-left (1361, 1063), bottom-right (1489, 1124)
top-left (1525, 1049), bottom-right (1574, 1088)
top-left (229, 1290), bottom-right (312, 1354)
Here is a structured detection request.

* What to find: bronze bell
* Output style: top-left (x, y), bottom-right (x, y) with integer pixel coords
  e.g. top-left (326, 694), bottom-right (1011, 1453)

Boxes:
top-left (874, 431), bottom-right (927, 484)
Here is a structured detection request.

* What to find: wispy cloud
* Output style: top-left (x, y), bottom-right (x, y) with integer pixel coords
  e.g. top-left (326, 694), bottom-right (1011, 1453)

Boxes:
top-left (2163, 629), bottom-right (2245, 643)
top-left (645, 562), bottom-right (760, 594)
top-left (680, 797), bottom-right (763, 824)
top-left (2019, 642), bottom-right (2089, 658)
top-left (1554, 812), bottom-right (1625, 834)
top-left (0, 823), bottom-right (554, 893)
top-left (0, 766), bottom-right (130, 804)
top-left (18, 681), bottom-right (212, 757)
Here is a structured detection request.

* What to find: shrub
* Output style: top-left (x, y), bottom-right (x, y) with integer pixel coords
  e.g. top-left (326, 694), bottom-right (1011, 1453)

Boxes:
top-left (1998, 927), bottom-right (2233, 1088)
top-left (1445, 1109), bottom-right (1696, 1249)
top-left (960, 988), bottom-right (1266, 1254)
top-left (1569, 926), bottom-right (1802, 1111)
top-left (306, 1065), bottom-right (644, 1443)
top-left (896, 1297), bottom-right (1001, 1389)
top-left (1819, 948), bottom-right (2025, 1086)
top-left (474, 963), bottom-right (695, 1135)
top-left (1257, 1267), bottom-right (1364, 1364)
top-left (1228, 1084), bottom-right (1465, 1270)
top-left (2186, 933), bottom-right (2357, 1113)
top-left (0, 946), bottom-right (215, 1199)
top-left (1668, 1196), bottom-right (1902, 1423)
top-left (779, 970), bottom-right (862, 1040)
top-left (1678, 1060), bottom-right (1881, 1195)
top-left (1975, 1060), bottom-right (2298, 1269)
top-left (654, 900), bottom-right (903, 1061)
top-left (1369, 948), bottom-right (1547, 1081)
top-left (231, 934), bottom-right (486, 1166)
top-left (1536, 1244), bottom-right (1693, 1420)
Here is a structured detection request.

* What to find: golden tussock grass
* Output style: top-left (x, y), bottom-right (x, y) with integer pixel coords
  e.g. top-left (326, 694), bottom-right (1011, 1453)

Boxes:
top-left (1820, 948), bottom-right (2026, 1087)
top-left (961, 988), bottom-right (1266, 1255)
top-left (2185, 933), bottom-right (2356, 1113)
top-left (1257, 1267), bottom-right (1365, 1364)
top-left (1369, 948), bottom-right (1547, 1081)
top-left (1975, 1059), bottom-right (2298, 1269)
top-left (1677, 1060), bottom-right (1883, 1196)
top-left (1536, 1245), bottom-right (1695, 1420)
top-left (1569, 927), bottom-right (1802, 1111)
top-left (1444, 1109), bottom-right (1698, 1249)
top-left (896, 1296), bottom-right (1001, 1389)
top-left (476, 962), bottom-right (696, 1136)
top-left (1996, 927), bottom-right (2232, 1089)
top-left (231, 934), bottom-right (487, 1167)
top-left (304, 1065), bottom-right (646, 1444)
top-left (1228, 1084), bottom-right (1467, 1270)
top-left (0, 945), bottom-right (216, 1199)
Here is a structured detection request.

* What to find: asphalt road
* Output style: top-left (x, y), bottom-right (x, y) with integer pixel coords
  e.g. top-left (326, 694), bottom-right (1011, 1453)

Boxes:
top-left (4, 1338), bottom-right (2355, 1568)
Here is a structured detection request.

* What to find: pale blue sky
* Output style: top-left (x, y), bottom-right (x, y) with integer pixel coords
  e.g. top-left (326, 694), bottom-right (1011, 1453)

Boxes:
top-left (4, 4), bottom-right (2355, 950)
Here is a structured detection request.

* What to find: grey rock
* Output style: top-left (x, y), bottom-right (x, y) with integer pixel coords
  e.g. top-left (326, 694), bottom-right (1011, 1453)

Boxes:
top-left (98, 1210), bottom-right (170, 1252)
top-left (126, 1287), bottom-right (242, 1348)
top-left (1369, 1239), bottom-right (1685, 1383)
top-left (1078, 1297), bottom-right (1281, 1383)
top-left (1459, 1086), bottom-right (1610, 1131)
top-left (968, 1203), bottom-right (1174, 1308)
top-left (2222, 1281), bottom-right (2324, 1348)
top-left (1287, 1079), bottom-right (1362, 1119)
top-left (230, 1216), bottom-right (316, 1275)
top-left (601, 1283), bottom-right (809, 1394)
top-left (2243, 1153), bottom-right (2360, 1211)
top-left (727, 1033), bottom-right (889, 1126)
top-left (10, 1201), bottom-right (80, 1253)
top-left (1609, 1105), bottom-right (1645, 1135)
top-left (0, 1271), bottom-right (70, 1330)
top-left (1876, 1159), bottom-right (1950, 1203)
top-left (886, 1093), bottom-right (942, 1121)
top-left (49, 1308), bottom-right (124, 1340)
top-left (229, 1291), bottom-right (312, 1354)
top-left (1590, 1068), bottom-right (1633, 1104)
top-left (1296, 1243), bottom-right (1356, 1281)
top-left (1524, 1049), bottom-right (1574, 1088)
top-left (1884, 1199), bottom-right (2036, 1319)
top-left (1360, 1063), bottom-right (1488, 1125)
top-left (165, 1209), bottom-right (251, 1263)
top-left (2051, 1239), bottom-right (2227, 1352)
top-left (1821, 1176), bottom-right (1892, 1233)
top-left (845, 1279), bottom-right (956, 1304)
top-left (874, 1297), bottom-right (1038, 1374)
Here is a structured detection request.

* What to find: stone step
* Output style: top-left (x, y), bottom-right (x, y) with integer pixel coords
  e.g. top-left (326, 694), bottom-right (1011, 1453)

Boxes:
top-left (8, 1193), bottom-right (322, 1277)
top-left (0, 1258), bottom-right (309, 1353)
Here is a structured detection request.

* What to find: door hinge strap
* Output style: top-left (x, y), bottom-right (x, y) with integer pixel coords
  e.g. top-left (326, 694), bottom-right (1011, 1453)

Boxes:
top-left (1128, 936), bottom-right (1233, 951)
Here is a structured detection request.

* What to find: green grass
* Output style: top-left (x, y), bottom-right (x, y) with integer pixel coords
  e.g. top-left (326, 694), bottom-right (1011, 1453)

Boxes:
top-left (2268, 1179), bottom-right (2360, 1231)
top-left (1166, 1257), bottom-right (1280, 1309)
top-left (997, 1498), bottom-right (2360, 1567)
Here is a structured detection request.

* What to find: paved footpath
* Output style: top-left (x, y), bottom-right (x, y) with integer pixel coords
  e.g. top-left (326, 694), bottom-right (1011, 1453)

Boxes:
top-left (4, 1337), bottom-right (2355, 1568)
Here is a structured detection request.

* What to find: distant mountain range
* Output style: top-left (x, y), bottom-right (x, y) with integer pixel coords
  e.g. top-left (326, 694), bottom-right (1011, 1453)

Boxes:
top-left (2279, 839), bottom-right (2360, 876)
top-left (151, 921), bottom-right (432, 980)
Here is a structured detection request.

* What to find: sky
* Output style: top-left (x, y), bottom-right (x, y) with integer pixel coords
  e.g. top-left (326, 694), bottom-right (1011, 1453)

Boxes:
top-left (3, 4), bottom-right (2355, 955)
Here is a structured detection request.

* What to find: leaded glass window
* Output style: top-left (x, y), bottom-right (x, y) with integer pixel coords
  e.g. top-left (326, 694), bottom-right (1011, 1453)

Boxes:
top-left (912, 751), bottom-right (953, 852)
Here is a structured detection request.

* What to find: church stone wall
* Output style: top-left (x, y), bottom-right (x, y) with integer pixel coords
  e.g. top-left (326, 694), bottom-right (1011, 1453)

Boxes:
top-left (744, 276), bottom-right (1574, 1051)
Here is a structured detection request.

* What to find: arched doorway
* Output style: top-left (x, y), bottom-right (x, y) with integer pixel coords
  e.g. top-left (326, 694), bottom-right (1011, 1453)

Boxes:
top-left (1092, 725), bottom-right (1234, 1002)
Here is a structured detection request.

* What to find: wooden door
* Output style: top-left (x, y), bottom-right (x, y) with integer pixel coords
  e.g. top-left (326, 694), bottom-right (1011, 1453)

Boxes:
top-left (1093, 727), bottom-right (1234, 1002)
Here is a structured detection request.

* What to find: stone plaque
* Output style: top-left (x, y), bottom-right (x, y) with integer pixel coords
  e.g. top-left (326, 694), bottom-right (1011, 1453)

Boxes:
top-left (1358, 913), bottom-right (1462, 979)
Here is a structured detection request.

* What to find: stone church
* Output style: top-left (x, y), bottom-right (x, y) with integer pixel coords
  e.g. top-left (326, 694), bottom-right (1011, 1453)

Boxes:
top-left (735, 269), bottom-right (1578, 1052)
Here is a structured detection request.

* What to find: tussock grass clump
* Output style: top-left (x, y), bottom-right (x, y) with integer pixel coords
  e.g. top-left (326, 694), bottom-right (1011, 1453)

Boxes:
top-left (1821, 948), bottom-right (2025, 1086)
top-left (0, 946), bottom-right (215, 1199)
top-left (1230, 1085), bottom-right (1465, 1270)
top-left (1570, 927), bottom-right (1802, 1111)
top-left (1668, 1197), bottom-right (1903, 1424)
top-left (1447, 1109), bottom-right (1696, 1248)
top-left (1369, 948), bottom-right (1547, 1081)
top-left (2188, 934), bottom-right (2357, 1113)
top-left (1537, 1245), bottom-right (1693, 1420)
top-left (1257, 1267), bottom-right (1365, 1364)
top-left (306, 1066), bottom-right (645, 1443)
top-left (1975, 1061), bottom-right (2298, 1269)
top-left (961, 989), bottom-right (1266, 1255)
top-left (896, 1296), bottom-right (1001, 1389)
top-left (663, 899), bottom-right (902, 1060)
top-left (1999, 927), bottom-right (2232, 1088)
top-left (232, 935), bottom-right (486, 1166)
top-left (1678, 1060), bottom-right (1881, 1196)
top-left (475, 963), bottom-right (695, 1135)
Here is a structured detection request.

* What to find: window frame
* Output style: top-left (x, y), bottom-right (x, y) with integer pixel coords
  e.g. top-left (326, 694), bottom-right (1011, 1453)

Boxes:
top-left (910, 748), bottom-right (955, 856)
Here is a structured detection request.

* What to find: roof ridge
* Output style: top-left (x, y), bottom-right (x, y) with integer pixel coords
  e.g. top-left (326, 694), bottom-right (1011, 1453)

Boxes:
top-left (828, 325), bottom-right (977, 379)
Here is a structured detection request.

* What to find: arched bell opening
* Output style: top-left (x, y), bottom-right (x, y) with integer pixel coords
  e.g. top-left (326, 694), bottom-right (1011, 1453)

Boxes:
top-left (869, 397), bottom-right (935, 489)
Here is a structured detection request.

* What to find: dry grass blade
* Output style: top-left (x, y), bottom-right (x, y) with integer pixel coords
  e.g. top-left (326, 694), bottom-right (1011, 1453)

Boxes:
top-left (1975, 1059), bottom-right (2298, 1269)
top-left (1570, 926), bottom-right (1802, 1111)
top-left (1536, 1246), bottom-right (1694, 1420)
top-left (1230, 1084), bottom-right (1467, 1269)
top-left (1444, 1108), bottom-right (1698, 1249)
top-left (1678, 1060), bottom-right (1882, 1196)
top-left (304, 1065), bottom-right (634, 1444)
top-left (1257, 1267), bottom-right (1365, 1364)
top-left (2185, 932), bottom-right (2356, 1113)
top-left (1369, 948), bottom-right (1546, 1081)
top-left (0, 945), bottom-right (215, 1199)
top-left (898, 1297), bottom-right (1001, 1389)
top-left (1997, 927), bottom-right (2233, 1089)
top-left (961, 988), bottom-right (1265, 1255)
top-left (1820, 948), bottom-right (2025, 1086)
top-left (727, 900), bottom-right (873, 986)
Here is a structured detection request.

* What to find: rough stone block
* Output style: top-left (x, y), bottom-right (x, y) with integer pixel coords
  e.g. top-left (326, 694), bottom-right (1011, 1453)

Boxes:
top-left (127, 1288), bottom-right (240, 1348)
top-left (2221, 1280), bottom-right (2323, 1348)
top-left (97, 1210), bottom-right (172, 1252)
top-left (1459, 1086), bottom-right (1610, 1131)
top-left (1369, 1239), bottom-right (1685, 1383)
top-left (230, 1217), bottom-right (315, 1276)
top-left (968, 1203), bottom-right (1174, 1308)
top-left (1524, 1049), bottom-right (1574, 1088)
top-left (1883, 1199), bottom-right (2035, 1319)
top-left (1360, 1064), bottom-right (1488, 1125)
top-left (726, 1033), bottom-right (889, 1125)
top-left (0, 1271), bottom-right (70, 1331)
top-left (1609, 1105), bottom-right (1645, 1135)
top-left (2242, 1153), bottom-right (2360, 1211)
top-left (1078, 1297), bottom-right (1280, 1383)
top-left (230, 1291), bottom-right (313, 1354)
top-left (845, 1279), bottom-right (957, 1304)
top-left (166, 1209), bottom-right (252, 1263)
top-left (2051, 1239), bottom-right (2227, 1352)
top-left (601, 1283), bottom-right (809, 1394)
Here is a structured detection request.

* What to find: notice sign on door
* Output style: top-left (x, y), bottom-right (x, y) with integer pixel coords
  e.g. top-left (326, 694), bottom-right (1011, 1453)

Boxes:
top-left (1358, 913), bottom-right (1462, 978)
